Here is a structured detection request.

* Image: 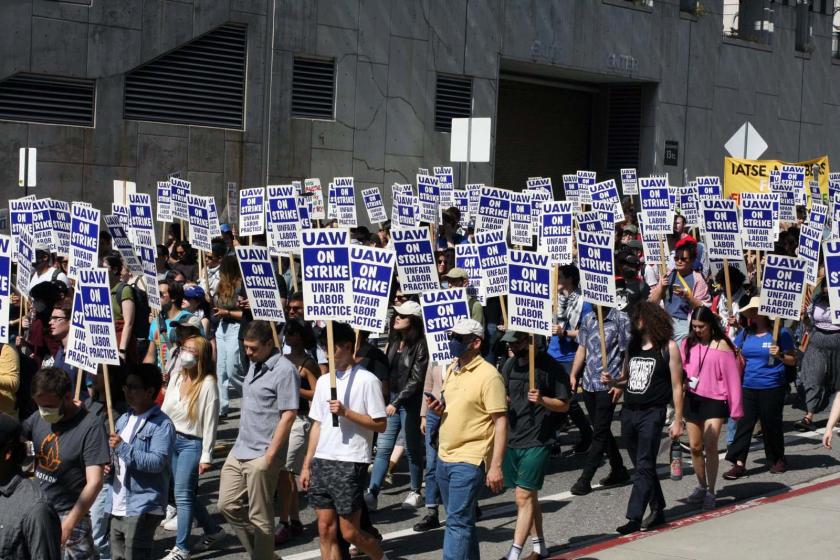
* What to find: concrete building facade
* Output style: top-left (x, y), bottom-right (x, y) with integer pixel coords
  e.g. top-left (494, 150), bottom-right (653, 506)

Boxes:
top-left (1, 0), bottom-right (839, 220)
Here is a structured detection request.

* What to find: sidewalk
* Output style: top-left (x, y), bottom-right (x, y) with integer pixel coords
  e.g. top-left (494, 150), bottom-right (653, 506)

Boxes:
top-left (556, 473), bottom-right (840, 560)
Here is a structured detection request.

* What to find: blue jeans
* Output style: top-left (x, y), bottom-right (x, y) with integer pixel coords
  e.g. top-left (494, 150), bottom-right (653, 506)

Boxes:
top-left (436, 460), bottom-right (484, 560)
top-left (215, 321), bottom-right (240, 414)
top-left (368, 397), bottom-right (423, 495)
top-left (726, 416), bottom-right (737, 446)
top-left (172, 434), bottom-right (221, 551)
top-left (90, 485), bottom-right (111, 559)
top-left (424, 411), bottom-right (441, 508)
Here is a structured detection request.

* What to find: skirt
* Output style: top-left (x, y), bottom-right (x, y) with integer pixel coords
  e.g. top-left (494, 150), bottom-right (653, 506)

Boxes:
top-left (684, 391), bottom-right (730, 422)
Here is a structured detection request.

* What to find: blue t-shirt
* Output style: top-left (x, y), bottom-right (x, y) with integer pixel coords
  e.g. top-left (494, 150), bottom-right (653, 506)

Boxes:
top-left (547, 302), bottom-right (594, 363)
top-left (147, 310), bottom-right (194, 367)
top-left (735, 328), bottom-right (794, 389)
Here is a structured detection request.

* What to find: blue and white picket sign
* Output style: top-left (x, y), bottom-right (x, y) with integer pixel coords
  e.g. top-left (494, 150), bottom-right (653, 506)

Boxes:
top-left (830, 172), bottom-right (840, 202)
top-left (577, 170), bottom-right (596, 206)
top-left (466, 183), bottom-right (483, 219)
top-left (808, 180), bottom-right (822, 205)
top-left (639, 177), bottom-right (673, 235)
top-left (434, 166), bottom-right (454, 211)
top-left (509, 191), bottom-right (533, 246)
top-left (453, 190), bottom-right (471, 231)
top-left (740, 192), bottom-right (779, 251)
top-left (78, 268), bottom-right (120, 366)
top-left (590, 179), bottom-right (625, 222)
top-left (349, 246), bottom-right (396, 334)
top-left (361, 187), bottom-right (388, 225)
top-left (797, 224), bottom-right (822, 286)
top-left (528, 186), bottom-right (552, 223)
top-left (31, 198), bottom-right (53, 252)
top-left (577, 210), bottom-right (606, 233)
top-left (391, 226), bottom-right (439, 294)
top-left (187, 194), bottom-right (212, 252)
top-left (780, 164), bottom-right (807, 206)
top-left (824, 240), bottom-right (840, 325)
top-left (420, 288), bottom-right (469, 363)
top-left (832, 194), bottom-right (840, 238)
top-left (299, 229), bottom-right (351, 322)
top-left (591, 201), bottom-right (618, 231)
top-left (418, 167), bottom-right (429, 176)
top-left (696, 176), bottom-right (722, 200)
top-left (0, 236), bottom-right (11, 343)
top-left (297, 195), bottom-right (312, 229)
top-left (807, 201), bottom-right (827, 230)
top-left (700, 199), bottom-right (742, 259)
top-left (16, 227), bottom-right (34, 297)
top-left (621, 168), bottom-right (638, 196)
top-left (305, 178), bottom-right (325, 220)
top-left (637, 212), bottom-right (664, 267)
top-left (133, 227), bottom-right (161, 310)
top-left (156, 181), bottom-right (172, 223)
top-left (68, 204), bottom-right (100, 281)
top-left (208, 198), bottom-right (222, 237)
top-left (538, 201), bottom-right (573, 265)
top-left (392, 193), bottom-right (418, 229)
top-left (104, 214), bottom-right (143, 275)
top-left (760, 255), bottom-right (807, 321)
top-left (476, 228), bottom-right (509, 297)
top-left (236, 245), bottom-right (288, 322)
top-left (562, 174), bottom-right (580, 211)
top-left (332, 177), bottom-right (357, 228)
top-left (65, 290), bottom-right (96, 374)
top-left (772, 172), bottom-right (797, 223)
top-left (266, 185), bottom-right (300, 255)
top-left (47, 199), bottom-right (71, 256)
top-left (170, 177), bottom-right (191, 221)
top-left (474, 186), bottom-right (511, 234)
top-left (9, 196), bottom-right (33, 260)
top-left (678, 182), bottom-right (700, 227)
top-left (508, 250), bottom-right (554, 337)
top-left (455, 243), bottom-right (485, 305)
top-left (527, 177), bottom-right (553, 194)
top-left (128, 193), bottom-right (155, 234)
top-left (327, 183), bottom-right (337, 220)
top-left (239, 187), bottom-right (265, 236)
top-left (576, 230), bottom-right (616, 307)
top-left (417, 174), bottom-right (440, 225)
top-left (392, 183), bottom-right (413, 198)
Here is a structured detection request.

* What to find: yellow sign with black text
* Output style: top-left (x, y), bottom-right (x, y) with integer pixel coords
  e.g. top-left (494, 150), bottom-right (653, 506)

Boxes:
top-left (723, 156), bottom-right (829, 203)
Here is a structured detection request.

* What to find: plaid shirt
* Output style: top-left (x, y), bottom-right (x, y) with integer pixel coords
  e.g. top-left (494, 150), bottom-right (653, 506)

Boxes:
top-left (576, 307), bottom-right (631, 392)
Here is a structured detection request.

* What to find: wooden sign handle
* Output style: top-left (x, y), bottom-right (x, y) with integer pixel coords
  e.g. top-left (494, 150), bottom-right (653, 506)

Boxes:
top-left (528, 334), bottom-right (536, 391)
top-left (103, 364), bottom-right (115, 434)
top-left (326, 320), bottom-right (339, 427)
top-left (596, 305), bottom-right (608, 372)
top-left (74, 367), bottom-right (84, 401)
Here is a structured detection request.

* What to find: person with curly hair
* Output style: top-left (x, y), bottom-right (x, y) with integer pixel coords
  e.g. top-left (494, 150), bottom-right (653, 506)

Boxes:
top-left (609, 302), bottom-right (684, 534)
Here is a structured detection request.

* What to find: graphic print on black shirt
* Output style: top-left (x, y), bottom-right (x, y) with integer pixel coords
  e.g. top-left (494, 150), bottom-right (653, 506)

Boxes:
top-left (627, 357), bottom-right (656, 395)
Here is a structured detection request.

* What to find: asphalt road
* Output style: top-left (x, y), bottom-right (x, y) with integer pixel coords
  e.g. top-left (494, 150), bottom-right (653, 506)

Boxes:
top-left (154, 391), bottom-right (840, 559)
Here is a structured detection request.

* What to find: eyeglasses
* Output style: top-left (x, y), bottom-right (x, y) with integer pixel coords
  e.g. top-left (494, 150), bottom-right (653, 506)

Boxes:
top-left (394, 295), bottom-right (407, 301)
top-left (437, 259), bottom-right (447, 265)
top-left (49, 316), bottom-right (67, 322)
top-left (289, 305), bottom-right (304, 312)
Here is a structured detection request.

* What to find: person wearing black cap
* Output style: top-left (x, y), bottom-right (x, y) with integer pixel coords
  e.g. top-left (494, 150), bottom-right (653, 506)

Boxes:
top-left (620, 224), bottom-right (638, 246)
top-left (19, 280), bottom-right (61, 367)
top-left (615, 248), bottom-right (650, 315)
top-left (29, 244), bottom-right (69, 290)
top-left (0, 412), bottom-right (61, 559)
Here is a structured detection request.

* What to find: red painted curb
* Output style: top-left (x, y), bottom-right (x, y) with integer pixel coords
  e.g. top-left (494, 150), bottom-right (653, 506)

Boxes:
top-left (551, 475), bottom-right (840, 559)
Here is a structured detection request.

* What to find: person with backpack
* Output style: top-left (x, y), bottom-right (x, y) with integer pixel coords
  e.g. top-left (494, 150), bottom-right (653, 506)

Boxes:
top-left (143, 281), bottom-right (194, 371)
top-left (29, 244), bottom-right (69, 290)
top-left (498, 330), bottom-right (570, 560)
top-left (104, 253), bottom-right (139, 366)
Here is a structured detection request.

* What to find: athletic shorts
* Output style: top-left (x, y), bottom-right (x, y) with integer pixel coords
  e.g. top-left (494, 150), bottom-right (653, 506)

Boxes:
top-left (308, 458), bottom-right (367, 516)
top-left (503, 446), bottom-right (551, 491)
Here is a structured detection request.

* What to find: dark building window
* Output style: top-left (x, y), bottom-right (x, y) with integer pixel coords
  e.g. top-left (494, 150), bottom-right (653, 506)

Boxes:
top-left (723, 0), bottom-right (775, 44)
top-left (291, 57), bottom-right (336, 119)
top-left (0, 73), bottom-right (95, 126)
top-left (124, 23), bottom-right (247, 129)
top-left (434, 74), bottom-right (472, 132)
top-left (605, 85), bottom-right (641, 173)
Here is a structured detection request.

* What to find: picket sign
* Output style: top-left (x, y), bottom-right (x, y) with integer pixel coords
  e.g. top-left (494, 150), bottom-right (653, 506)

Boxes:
top-left (421, 289), bottom-right (469, 363)
top-left (0, 236), bottom-right (11, 344)
top-left (391, 227), bottom-right (439, 294)
top-left (349, 246), bottom-right (396, 334)
top-left (576, 230), bottom-right (616, 372)
top-left (68, 204), bottom-right (100, 281)
top-left (474, 187), bottom-right (510, 234)
top-left (361, 187), bottom-right (388, 225)
top-left (239, 187), bottom-right (266, 237)
top-left (824, 240), bottom-right (840, 325)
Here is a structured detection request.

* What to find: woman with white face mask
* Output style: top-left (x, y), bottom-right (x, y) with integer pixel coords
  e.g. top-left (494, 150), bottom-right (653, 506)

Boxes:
top-left (160, 335), bottom-right (226, 559)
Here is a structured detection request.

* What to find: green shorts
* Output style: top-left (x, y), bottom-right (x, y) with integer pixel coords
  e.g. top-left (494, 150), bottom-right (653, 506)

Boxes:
top-left (503, 446), bottom-right (551, 491)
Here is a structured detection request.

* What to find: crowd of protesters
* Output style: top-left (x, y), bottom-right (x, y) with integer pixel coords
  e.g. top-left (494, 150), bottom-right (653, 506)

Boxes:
top-left (0, 194), bottom-right (837, 560)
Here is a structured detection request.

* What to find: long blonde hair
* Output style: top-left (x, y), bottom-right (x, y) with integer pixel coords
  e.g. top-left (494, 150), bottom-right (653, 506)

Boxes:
top-left (181, 335), bottom-right (216, 424)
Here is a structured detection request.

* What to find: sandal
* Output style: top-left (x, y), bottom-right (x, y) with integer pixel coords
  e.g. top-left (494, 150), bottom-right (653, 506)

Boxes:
top-left (794, 416), bottom-right (814, 432)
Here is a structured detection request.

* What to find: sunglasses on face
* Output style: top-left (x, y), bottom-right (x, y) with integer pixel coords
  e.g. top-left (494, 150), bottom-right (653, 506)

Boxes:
top-left (674, 255), bottom-right (690, 262)
top-left (49, 316), bottom-right (67, 322)
top-left (394, 295), bottom-right (407, 302)
top-left (396, 313), bottom-right (412, 319)
top-left (448, 333), bottom-right (474, 343)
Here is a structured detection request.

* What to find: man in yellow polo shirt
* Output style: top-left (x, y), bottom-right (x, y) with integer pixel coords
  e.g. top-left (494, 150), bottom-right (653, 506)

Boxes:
top-left (426, 318), bottom-right (508, 559)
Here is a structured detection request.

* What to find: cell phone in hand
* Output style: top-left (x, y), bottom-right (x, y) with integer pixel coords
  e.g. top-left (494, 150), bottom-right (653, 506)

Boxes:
top-left (423, 392), bottom-right (437, 400)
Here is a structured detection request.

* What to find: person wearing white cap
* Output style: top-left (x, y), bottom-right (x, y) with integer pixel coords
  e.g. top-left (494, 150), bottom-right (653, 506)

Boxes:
top-left (365, 300), bottom-right (429, 512)
top-left (426, 318), bottom-right (508, 560)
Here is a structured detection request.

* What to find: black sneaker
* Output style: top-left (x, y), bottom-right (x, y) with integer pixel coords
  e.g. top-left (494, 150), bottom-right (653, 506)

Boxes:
top-left (573, 439), bottom-right (592, 454)
top-left (475, 504), bottom-right (482, 521)
top-left (599, 468), bottom-right (630, 487)
top-left (570, 478), bottom-right (592, 496)
top-left (616, 520), bottom-right (641, 534)
top-left (413, 512), bottom-right (440, 532)
top-left (640, 510), bottom-right (666, 532)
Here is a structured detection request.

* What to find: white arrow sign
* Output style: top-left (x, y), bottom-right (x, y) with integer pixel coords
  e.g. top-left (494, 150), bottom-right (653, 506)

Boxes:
top-left (725, 122), bottom-right (768, 160)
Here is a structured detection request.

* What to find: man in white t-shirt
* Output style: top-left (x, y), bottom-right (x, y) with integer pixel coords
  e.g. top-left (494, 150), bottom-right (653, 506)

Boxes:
top-left (301, 322), bottom-right (389, 560)
top-left (29, 245), bottom-right (69, 290)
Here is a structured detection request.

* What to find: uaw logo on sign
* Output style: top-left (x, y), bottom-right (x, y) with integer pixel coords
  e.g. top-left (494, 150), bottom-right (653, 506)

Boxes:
top-left (538, 201), bottom-right (573, 265)
top-left (760, 255), bottom-right (807, 321)
top-left (421, 289), bottom-right (469, 363)
top-left (508, 250), bottom-right (553, 337)
top-left (300, 229), bottom-right (351, 321)
top-left (475, 228), bottom-right (509, 297)
top-left (576, 231), bottom-right (616, 307)
top-left (639, 177), bottom-right (672, 235)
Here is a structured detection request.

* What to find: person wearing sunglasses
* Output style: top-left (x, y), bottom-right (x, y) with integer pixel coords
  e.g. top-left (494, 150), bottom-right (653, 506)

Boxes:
top-left (649, 239), bottom-right (710, 343)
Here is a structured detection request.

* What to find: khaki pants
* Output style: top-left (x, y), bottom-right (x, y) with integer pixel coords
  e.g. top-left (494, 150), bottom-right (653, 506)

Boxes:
top-left (218, 454), bottom-right (281, 559)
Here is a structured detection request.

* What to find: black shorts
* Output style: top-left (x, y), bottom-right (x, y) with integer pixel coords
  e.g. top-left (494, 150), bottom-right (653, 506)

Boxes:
top-left (308, 458), bottom-right (367, 516)
top-left (684, 391), bottom-right (730, 422)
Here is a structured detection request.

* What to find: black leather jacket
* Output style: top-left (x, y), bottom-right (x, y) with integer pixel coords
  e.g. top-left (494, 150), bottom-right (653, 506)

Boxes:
top-left (387, 337), bottom-right (429, 408)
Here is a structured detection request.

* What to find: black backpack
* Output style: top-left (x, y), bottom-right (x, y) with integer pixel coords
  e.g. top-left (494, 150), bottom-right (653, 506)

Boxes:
top-left (115, 281), bottom-right (151, 341)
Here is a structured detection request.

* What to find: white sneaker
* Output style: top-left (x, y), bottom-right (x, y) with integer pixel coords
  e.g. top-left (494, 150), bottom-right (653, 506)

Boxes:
top-left (160, 505), bottom-right (176, 527)
top-left (685, 486), bottom-right (707, 504)
top-left (402, 490), bottom-right (422, 509)
top-left (702, 490), bottom-right (716, 511)
top-left (163, 515), bottom-right (196, 532)
top-left (363, 490), bottom-right (378, 512)
top-left (192, 528), bottom-right (227, 553)
top-left (161, 547), bottom-right (190, 560)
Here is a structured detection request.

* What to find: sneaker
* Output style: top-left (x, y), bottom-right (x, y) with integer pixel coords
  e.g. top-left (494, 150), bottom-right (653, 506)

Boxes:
top-left (616, 519), bottom-right (641, 534)
top-left (572, 439), bottom-right (592, 454)
top-left (192, 528), bottom-right (226, 553)
top-left (722, 464), bottom-right (747, 480)
top-left (570, 478), bottom-right (592, 496)
top-left (363, 490), bottom-right (378, 512)
top-left (769, 459), bottom-right (787, 474)
top-left (403, 491), bottom-right (422, 509)
top-left (161, 547), bottom-right (190, 560)
top-left (413, 511), bottom-right (440, 532)
top-left (599, 468), bottom-right (630, 487)
top-left (640, 510), bottom-right (666, 532)
top-left (163, 516), bottom-right (195, 532)
top-left (685, 485), bottom-right (707, 504)
top-left (384, 471), bottom-right (393, 486)
top-left (160, 505), bottom-right (176, 527)
top-left (274, 523), bottom-right (291, 545)
top-left (475, 504), bottom-right (482, 521)
top-left (288, 519), bottom-right (304, 537)
top-left (702, 490), bottom-right (716, 511)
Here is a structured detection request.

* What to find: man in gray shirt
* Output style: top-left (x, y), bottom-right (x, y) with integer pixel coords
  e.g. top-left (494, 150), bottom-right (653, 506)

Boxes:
top-left (218, 321), bottom-right (299, 559)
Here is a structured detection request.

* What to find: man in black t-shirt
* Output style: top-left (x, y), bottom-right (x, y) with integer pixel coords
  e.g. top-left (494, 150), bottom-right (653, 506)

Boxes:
top-left (500, 331), bottom-right (571, 560)
top-left (22, 367), bottom-right (110, 558)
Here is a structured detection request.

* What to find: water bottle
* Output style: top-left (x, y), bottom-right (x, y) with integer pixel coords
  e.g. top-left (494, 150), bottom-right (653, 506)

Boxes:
top-left (670, 439), bottom-right (683, 481)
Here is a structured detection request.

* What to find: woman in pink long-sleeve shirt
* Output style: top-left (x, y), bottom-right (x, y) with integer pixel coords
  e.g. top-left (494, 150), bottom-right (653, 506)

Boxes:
top-left (679, 307), bottom-right (743, 511)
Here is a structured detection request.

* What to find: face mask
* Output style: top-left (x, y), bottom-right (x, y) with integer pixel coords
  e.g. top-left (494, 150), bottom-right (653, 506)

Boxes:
top-left (39, 405), bottom-right (64, 424)
top-left (180, 352), bottom-right (197, 369)
top-left (448, 338), bottom-right (469, 358)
